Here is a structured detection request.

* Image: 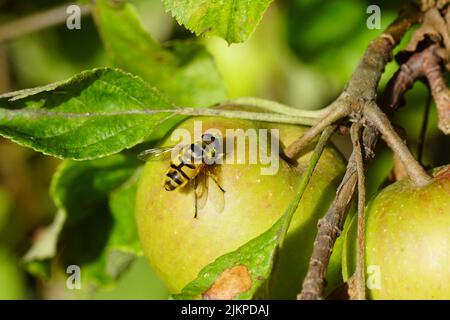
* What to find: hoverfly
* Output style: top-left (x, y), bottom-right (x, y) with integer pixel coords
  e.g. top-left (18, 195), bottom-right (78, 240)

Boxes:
top-left (138, 133), bottom-right (226, 218)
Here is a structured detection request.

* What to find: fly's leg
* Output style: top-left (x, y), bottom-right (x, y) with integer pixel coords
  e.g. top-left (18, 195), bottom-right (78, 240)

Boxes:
top-left (193, 178), bottom-right (199, 219)
top-left (204, 167), bottom-right (225, 193)
top-left (193, 175), bottom-right (207, 219)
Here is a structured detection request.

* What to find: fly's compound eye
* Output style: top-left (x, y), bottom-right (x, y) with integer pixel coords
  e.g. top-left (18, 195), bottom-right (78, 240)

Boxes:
top-left (202, 133), bottom-right (222, 149)
top-left (191, 144), bottom-right (204, 162)
top-left (202, 133), bottom-right (215, 141)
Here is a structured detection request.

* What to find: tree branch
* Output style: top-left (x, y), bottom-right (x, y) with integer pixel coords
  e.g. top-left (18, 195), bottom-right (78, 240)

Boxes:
top-left (417, 91), bottom-right (432, 164)
top-left (285, 4), bottom-right (421, 161)
top-left (284, 101), bottom-right (349, 159)
top-left (364, 101), bottom-right (432, 187)
top-left (298, 124), bottom-right (379, 300)
top-left (345, 4), bottom-right (421, 101)
top-left (0, 3), bottom-right (91, 43)
top-left (297, 4), bottom-right (422, 300)
top-left (350, 122), bottom-right (366, 300)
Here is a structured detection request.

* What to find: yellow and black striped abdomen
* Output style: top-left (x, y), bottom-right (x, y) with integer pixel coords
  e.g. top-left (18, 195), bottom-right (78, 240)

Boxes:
top-left (163, 145), bottom-right (203, 191)
top-left (163, 137), bottom-right (219, 191)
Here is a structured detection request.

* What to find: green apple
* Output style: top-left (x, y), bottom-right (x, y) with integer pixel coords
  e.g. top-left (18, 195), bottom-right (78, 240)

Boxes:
top-left (342, 165), bottom-right (450, 299)
top-left (136, 116), bottom-right (346, 298)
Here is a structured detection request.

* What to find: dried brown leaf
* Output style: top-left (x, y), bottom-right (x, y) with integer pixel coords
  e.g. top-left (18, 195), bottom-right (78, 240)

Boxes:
top-left (202, 265), bottom-right (252, 300)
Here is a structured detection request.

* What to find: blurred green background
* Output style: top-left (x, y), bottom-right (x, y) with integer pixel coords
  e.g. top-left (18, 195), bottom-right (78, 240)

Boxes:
top-left (0, 0), bottom-right (448, 299)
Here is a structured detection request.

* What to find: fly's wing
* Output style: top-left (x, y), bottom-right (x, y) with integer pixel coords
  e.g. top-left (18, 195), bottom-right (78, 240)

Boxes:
top-left (194, 173), bottom-right (208, 211)
top-left (194, 171), bottom-right (225, 215)
top-left (207, 175), bottom-right (225, 213)
top-left (137, 145), bottom-right (184, 162)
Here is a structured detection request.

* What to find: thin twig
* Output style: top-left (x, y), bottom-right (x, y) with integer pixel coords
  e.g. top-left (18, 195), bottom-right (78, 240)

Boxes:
top-left (284, 101), bottom-right (349, 159)
top-left (364, 101), bottom-right (431, 187)
top-left (217, 97), bottom-right (333, 118)
top-left (390, 125), bottom-right (410, 182)
top-left (0, 3), bottom-right (92, 43)
top-left (417, 90), bottom-right (432, 164)
top-left (0, 106), bottom-right (320, 126)
top-left (350, 122), bottom-right (366, 300)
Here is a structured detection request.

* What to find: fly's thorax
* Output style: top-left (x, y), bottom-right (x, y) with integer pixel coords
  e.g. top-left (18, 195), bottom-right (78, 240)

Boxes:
top-left (163, 133), bottom-right (225, 192)
top-left (202, 133), bottom-right (224, 163)
top-left (172, 142), bottom-right (198, 166)
top-left (201, 140), bottom-right (219, 164)
top-left (178, 141), bottom-right (219, 165)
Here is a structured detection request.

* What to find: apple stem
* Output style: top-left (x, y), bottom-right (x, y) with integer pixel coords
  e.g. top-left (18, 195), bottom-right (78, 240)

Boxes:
top-left (364, 101), bottom-right (432, 187)
top-left (279, 125), bottom-right (338, 246)
top-left (350, 122), bottom-right (367, 300)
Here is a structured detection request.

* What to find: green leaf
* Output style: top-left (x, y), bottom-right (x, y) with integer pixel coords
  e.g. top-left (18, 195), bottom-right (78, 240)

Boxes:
top-left (172, 127), bottom-right (335, 300)
top-left (24, 155), bottom-right (143, 293)
top-left (171, 217), bottom-right (283, 300)
top-left (0, 68), bottom-right (321, 160)
top-left (93, 0), bottom-right (226, 107)
top-left (0, 68), bottom-right (179, 160)
top-left (162, 0), bottom-right (273, 43)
